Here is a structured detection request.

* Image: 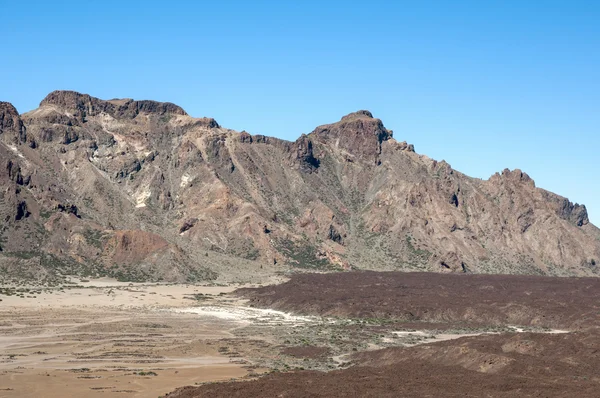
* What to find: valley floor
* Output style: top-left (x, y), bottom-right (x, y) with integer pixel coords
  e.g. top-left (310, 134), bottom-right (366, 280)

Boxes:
top-left (2, 272), bottom-right (600, 397)
top-left (0, 281), bottom-right (260, 398)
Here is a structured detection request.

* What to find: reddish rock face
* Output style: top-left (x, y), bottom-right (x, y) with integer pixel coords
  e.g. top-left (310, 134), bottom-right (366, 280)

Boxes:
top-left (311, 110), bottom-right (393, 164)
top-left (0, 90), bottom-right (598, 283)
top-left (107, 230), bottom-right (169, 264)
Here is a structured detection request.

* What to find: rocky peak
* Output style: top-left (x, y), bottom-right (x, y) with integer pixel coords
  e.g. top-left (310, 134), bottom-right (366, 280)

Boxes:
top-left (340, 110), bottom-right (374, 120)
top-left (40, 90), bottom-right (188, 120)
top-left (40, 90), bottom-right (107, 120)
top-left (562, 201), bottom-right (589, 227)
top-left (41, 90), bottom-right (98, 108)
top-left (540, 190), bottom-right (590, 227)
top-left (487, 168), bottom-right (588, 227)
top-left (502, 168), bottom-right (534, 184)
top-left (0, 101), bottom-right (21, 131)
top-left (311, 110), bottom-right (393, 164)
top-left (0, 101), bottom-right (20, 117)
top-left (0, 101), bottom-right (26, 143)
top-left (489, 168), bottom-right (536, 188)
top-left (190, 117), bottom-right (220, 129)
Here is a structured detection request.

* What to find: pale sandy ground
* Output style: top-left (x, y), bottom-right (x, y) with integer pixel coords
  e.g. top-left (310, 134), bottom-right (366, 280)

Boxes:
top-left (0, 278), bottom-right (281, 398)
top-left (388, 327), bottom-right (569, 344)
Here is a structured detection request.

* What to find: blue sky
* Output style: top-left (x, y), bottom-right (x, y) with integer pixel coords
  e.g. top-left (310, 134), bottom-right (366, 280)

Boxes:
top-left (2, 1), bottom-right (599, 224)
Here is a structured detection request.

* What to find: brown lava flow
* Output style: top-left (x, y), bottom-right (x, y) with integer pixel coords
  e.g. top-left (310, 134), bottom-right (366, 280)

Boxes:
top-left (167, 272), bottom-right (600, 397)
top-left (239, 271), bottom-right (600, 329)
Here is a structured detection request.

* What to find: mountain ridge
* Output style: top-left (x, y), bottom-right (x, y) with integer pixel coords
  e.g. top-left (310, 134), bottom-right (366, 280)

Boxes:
top-left (1, 90), bottom-right (598, 284)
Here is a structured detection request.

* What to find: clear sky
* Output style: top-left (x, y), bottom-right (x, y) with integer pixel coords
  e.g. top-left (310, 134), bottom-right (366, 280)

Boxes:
top-left (2, 1), bottom-right (599, 224)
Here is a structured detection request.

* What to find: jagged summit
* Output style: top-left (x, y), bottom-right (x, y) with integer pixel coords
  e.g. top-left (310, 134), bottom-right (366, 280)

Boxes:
top-left (0, 90), bottom-right (599, 284)
top-left (0, 101), bottom-right (26, 143)
top-left (309, 110), bottom-right (393, 163)
top-left (40, 90), bottom-right (188, 119)
top-left (0, 101), bottom-right (21, 133)
top-left (341, 110), bottom-right (374, 120)
top-left (0, 101), bottom-right (20, 116)
top-left (490, 168), bottom-right (535, 186)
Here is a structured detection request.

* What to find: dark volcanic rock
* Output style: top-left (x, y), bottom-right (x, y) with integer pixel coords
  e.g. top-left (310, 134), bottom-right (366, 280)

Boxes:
top-left (238, 271), bottom-right (600, 329)
top-left (6, 160), bottom-right (25, 185)
top-left (15, 200), bottom-right (30, 221)
top-left (40, 90), bottom-right (188, 121)
top-left (0, 102), bottom-right (21, 132)
top-left (0, 102), bottom-right (27, 143)
top-left (112, 99), bottom-right (188, 118)
top-left (312, 110), bottom-right (393, 164)
top-left (239, 131), bottom-right (253, 143)
top-left (328, 224), bottom-right (344, 245)
top-left (558, 199), bottom-right (589, 227)
top-left (56, 203), bottom-right (81, 218)
top-left (61, 128), bottom-right (79, 145)
top-left (292, 135), bottom-right (319, 172)
top-left (169, 330), bottom-right (600, 398)
top-left (40, 91), bottom-right (110, 121)
top-left (179, 218), bottom-right (198, 234)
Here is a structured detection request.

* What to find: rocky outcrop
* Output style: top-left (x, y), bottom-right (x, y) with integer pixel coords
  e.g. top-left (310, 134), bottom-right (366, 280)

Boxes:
top-left (15, 200), bottom-right (30, 221)
top-left (6, 160), bottom-right (28, 185)
top-left (328, 224), bottom-right (344, 245)
top-left (56, 203), bottom-right (80, 218)
top-left (179, 218), bottom-right (198, 234)
top-left (40, 90), bottom-right (188, 121)
top-left (0, 102), bottom-right (27, 143)
top-left (540, 190), bottom-right (589, 227)
top-left (113, 100), bottom-right (188, 118)
top-left (311, 110), bottom-right (393, 164)
top-left (239, 131), bottom-right (253, 143)
top-left (0, 102), bottom-right (21, 132)
top-left (292, 135), bottom-right (319, 172)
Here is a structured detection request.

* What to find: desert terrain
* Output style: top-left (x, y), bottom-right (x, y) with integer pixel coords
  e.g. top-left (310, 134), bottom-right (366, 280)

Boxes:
top-left (0, 280), bottom-right (265, 398)
top-left (2, 91), bottom-right (599, 397)
top-left (2, 272), bottom-right (600, 397)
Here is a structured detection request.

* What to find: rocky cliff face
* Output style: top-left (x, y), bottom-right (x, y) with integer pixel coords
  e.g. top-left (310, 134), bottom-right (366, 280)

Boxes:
top-left (1, 90), bottom-right (598, 283)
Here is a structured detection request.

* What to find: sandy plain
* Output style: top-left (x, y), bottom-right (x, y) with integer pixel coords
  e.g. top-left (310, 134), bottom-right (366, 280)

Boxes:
top-left (0, 279), bottom-right (275, 398)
